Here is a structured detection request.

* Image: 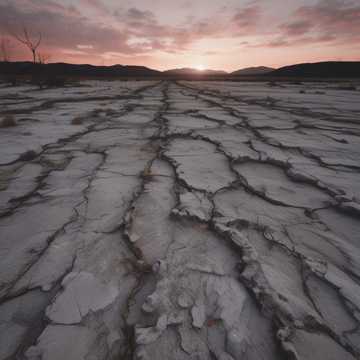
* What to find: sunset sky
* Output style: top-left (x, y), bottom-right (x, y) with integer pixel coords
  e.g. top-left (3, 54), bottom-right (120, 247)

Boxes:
top-left (0, 0), bottom-right (359, 71)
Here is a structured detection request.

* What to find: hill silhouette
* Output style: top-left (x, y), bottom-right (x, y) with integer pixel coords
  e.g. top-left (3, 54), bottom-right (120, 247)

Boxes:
top-left (0, 61), bottom-right (162, 78)
top-left (269, 61), bottom-right (360, 78)
top-left (231, 66), bottom-right (274, 76)
top-left (1, 61), bottom-right (359, 80)
top-left (163, 68), bottom-right (228, 77)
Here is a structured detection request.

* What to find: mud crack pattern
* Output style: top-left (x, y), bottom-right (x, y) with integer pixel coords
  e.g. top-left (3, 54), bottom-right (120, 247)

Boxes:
top-left (0, 80), bottom-right (359, 360)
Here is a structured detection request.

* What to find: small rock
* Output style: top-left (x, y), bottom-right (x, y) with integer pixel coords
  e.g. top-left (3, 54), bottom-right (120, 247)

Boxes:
top-left (191, 302), bottom-right (206, 329)
top-left (178, 293), bottom-right (193, 308)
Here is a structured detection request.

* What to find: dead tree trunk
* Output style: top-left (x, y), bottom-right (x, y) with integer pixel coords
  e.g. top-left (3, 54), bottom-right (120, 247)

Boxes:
top-left (12, 27), bottom-right (41, 64)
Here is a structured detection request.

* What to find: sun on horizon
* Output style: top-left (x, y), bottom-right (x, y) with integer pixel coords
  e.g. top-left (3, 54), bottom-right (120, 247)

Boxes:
top-left (194, 65), bottom-right (205, 71)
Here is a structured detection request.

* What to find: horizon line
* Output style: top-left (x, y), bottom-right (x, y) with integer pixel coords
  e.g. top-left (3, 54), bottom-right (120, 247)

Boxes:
top-left (2, 59), bottom-right (360, 73)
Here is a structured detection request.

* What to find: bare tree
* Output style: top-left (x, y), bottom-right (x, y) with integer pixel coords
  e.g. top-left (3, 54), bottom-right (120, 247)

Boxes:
top-left (12, 27), bottom-right (41, 63)
top-left (38, 52), bottom-right (51, 64)
top-left (0, 38), bottom-right (11, 62)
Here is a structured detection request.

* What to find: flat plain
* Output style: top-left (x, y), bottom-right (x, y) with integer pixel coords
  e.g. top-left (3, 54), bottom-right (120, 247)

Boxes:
top-left (0, 80), bottom-right (360, 360)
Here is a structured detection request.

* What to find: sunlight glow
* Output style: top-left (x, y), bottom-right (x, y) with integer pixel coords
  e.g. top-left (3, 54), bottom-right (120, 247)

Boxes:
top-left (195, 64), bottom-right (205, 71)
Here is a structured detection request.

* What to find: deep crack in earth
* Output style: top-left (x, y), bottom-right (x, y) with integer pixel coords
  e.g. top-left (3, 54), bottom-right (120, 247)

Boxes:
top-left (0, 80), bottom-right (360, 360)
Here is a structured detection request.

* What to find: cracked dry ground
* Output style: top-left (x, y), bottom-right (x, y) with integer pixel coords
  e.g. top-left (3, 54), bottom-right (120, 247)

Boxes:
top-left (0, 80), bottom-right (360, 360)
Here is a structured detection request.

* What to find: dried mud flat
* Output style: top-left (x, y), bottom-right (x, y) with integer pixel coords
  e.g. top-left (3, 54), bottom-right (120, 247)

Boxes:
top-left (0, 79), bottom-right (360, 360)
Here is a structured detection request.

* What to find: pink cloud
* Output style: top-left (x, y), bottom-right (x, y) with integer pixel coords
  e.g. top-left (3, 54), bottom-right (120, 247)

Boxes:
top-left (279, 20), bottom-right (313, 36)
top-left (232, 3), bottom-right (262, 34)
top-left (81, 0), bottom-right (110, 16)
top-left (1, 0), bottom-right (359, 68)
top-left (273, 0), bottom-right (360, 46)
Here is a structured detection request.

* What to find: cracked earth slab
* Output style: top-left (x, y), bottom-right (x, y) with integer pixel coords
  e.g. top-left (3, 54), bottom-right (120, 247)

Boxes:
top-left (0, 80), bottom-right (360, 359)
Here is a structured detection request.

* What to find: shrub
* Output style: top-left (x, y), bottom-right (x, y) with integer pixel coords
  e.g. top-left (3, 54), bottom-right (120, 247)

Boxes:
top-left (143, 167), bottom-right (152, 177)
top-left (0, 115), bottom-right (17, 128)
top-left (337, 85), bottom-right (356, 91)
top-left (7, 77), bottom-right (18, 86)
top-left (30, 74), bottom-right (67, 89)
top-left (71, 117), bottom-right (83, 125)
top-left (44, 77), bottom-right (66, 88)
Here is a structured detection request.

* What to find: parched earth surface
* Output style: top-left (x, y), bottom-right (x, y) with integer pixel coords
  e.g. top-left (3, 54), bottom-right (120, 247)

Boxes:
top-left (0, 80), bottom-right (360, 360)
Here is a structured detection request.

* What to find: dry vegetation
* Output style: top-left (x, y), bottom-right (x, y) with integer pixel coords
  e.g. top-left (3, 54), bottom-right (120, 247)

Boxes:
top-left (0, 115), bottom-right (16, 128)
top-left (71, 116), bottom-right (84, 125)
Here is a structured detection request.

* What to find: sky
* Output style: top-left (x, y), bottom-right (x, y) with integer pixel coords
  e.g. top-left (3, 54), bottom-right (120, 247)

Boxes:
top-left (0, 0), bottom-right (359, 71)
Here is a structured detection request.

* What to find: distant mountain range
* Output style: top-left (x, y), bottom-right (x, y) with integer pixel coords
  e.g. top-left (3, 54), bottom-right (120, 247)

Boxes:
top-left (163, 68), bottom-right (228, 77)
top-left (231, 66), bottom-right (275, 76)
top-left (0, 62), bottom-right (161, 78)
top-left (270, 62), bottom-right (360, 78)
top-left (164, 66), bottom-right (274, 77)
top-left (0, 61), bottom-right (359, 79)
